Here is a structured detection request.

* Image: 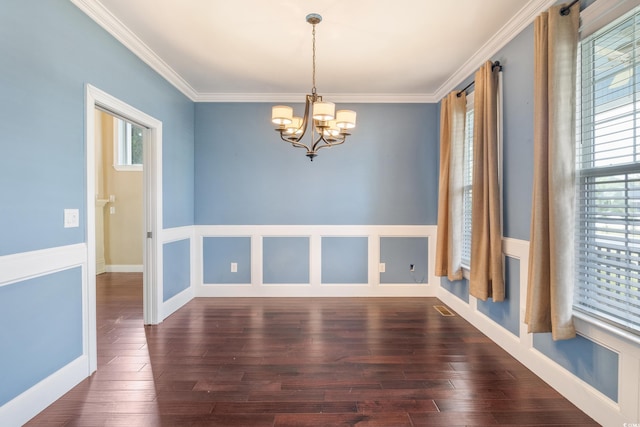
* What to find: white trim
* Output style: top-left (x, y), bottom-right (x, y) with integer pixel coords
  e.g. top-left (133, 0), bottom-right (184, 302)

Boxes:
top-left (437, 236), bottom-right (640, 426)
top-left (195, 225), bottom-right (438, 298)
top-left (113, 164), bottom-right (143, 172)
top-left (580, 0), bottom-right (640, 38)
top-left (70, 0), bottom-right (553, 104)
top-left (0, 244), bottom-right (89, 427)
top-left (86, 84), bottom-right (164, 332)
top-left (0, 355), bottom-right (88, 427)
top-left (193, 92), bottom-right (436, 103)
top-left (160, 227), bottom-right (197, 319)
top-left (162, 225), bottom-right (195, 243)
top-left (197, 283), bottom-right (435, 298)
top-left (105, 264), bottom-right (143, 273)
top-left (70, 0), bottom-right (198, 101)
top-left (0, 243), bottom-right (86, 286)
top-left (162, 286), bottom-right (194, 320)
top-left (434, 0), bottom-right (556, 101)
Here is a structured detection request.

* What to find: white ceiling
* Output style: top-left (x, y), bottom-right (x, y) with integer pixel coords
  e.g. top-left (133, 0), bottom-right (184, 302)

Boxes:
top-left (72, 0), bottom-right (555, 102)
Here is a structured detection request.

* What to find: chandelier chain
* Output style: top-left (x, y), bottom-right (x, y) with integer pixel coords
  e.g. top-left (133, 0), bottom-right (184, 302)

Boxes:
top-left (311, 23), bottom-right (317, 95)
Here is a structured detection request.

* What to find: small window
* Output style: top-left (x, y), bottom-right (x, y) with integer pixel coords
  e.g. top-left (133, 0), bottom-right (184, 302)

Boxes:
top-left (114, 118), bottom-right (143, 171)
top-left (461, 92), bottom-right (475, 269)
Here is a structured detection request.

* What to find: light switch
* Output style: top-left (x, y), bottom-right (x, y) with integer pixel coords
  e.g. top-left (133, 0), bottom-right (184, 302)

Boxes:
top-left (231, 262), bottom-right (238, 273)
top-left (109, 194), bottom-right (116, 202)
top-left (110, 206), bottom-right (116, 215)
top-left (64, 209), bottom-right (79, 228)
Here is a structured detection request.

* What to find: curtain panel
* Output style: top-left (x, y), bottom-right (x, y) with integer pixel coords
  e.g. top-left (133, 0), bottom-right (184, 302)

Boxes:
top-left (469, 61), bottom-right (504, 302)
top-left (435, 92), bottom-right (466, 281)
top-left (525, 2), bottom-right (580, 341)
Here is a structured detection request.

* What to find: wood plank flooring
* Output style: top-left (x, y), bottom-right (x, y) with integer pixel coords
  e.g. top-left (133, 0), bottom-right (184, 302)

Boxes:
top-left (26, 273), bottom-right (598, 426)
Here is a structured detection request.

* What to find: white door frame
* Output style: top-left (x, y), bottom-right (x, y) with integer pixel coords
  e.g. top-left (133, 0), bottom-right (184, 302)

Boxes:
top-left (85, 84), bottom-right (163, 373)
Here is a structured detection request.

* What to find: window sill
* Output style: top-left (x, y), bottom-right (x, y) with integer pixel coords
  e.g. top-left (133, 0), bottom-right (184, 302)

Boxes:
top-left (573, 310), bottom-right (640, 347)
top-left (113, 164), bottom-right (142, 172)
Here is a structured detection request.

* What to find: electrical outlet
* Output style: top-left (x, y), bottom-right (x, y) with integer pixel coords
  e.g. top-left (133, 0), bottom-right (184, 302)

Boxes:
top-left (63, 209), bottom-right (79, 228)
top-left (231, 262), bottom-right (238, 273)
top-left (410, 264), bottom-right (415, 272)
top-left (379, 263), bottom-right (386, 273)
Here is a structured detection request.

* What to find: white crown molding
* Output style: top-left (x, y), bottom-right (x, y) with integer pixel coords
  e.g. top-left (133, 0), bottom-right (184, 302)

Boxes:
top-left (434, 0), bottom-right (557, 101)
top-left (193, 92), bottom-right (438, 103)
top-left (70, 0), bottom-right (199, 101)
top-left (72, 0), bottom-right (554, 104)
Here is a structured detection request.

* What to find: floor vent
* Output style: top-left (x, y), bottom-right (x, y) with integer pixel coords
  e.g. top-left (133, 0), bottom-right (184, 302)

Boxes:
top-left (434, 305), bottom-right (455, 316)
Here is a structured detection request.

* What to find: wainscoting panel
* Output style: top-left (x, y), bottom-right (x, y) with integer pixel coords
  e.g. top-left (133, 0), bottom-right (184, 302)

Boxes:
top-left (437, 237), bottom-right (640, 426)
top-left (0, 244), bottom-right (88, 427)
top-left (196, 225), bottom-right (438, 297)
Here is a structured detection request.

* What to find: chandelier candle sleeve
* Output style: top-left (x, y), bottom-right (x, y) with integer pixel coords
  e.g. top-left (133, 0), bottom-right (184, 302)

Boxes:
top-left (270, 13), bottom-right (357, 161)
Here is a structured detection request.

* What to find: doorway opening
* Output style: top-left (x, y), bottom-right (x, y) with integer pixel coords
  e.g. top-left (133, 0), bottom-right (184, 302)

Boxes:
top-left (94, 110), bottom-right (144, 275)
top-left (85, 84), bottom-right (163, 374)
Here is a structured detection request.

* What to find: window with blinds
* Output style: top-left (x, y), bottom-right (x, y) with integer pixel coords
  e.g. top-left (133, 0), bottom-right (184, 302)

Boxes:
top-left (575, 6), bottom-right (640, 334)
top-left (461, 94), bottom-right (474, 268)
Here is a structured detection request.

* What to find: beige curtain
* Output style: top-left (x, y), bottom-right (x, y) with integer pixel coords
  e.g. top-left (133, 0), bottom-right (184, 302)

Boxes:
top-left (435, 91), bottom-right (466, 281)
top-left (469, 61), bottom-right (504, 301)
top-left (525, 2), bottom-right (579, 341)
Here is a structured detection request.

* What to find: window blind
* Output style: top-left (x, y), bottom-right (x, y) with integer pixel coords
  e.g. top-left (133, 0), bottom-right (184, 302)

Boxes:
top-left (461, 99), bottom-right (474, 268)
top-left (575, 6), bottom-right (640, 333)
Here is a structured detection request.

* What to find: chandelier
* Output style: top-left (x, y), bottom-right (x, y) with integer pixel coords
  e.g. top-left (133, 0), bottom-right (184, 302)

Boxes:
top-left (271, 13), bottom-right (356, 161)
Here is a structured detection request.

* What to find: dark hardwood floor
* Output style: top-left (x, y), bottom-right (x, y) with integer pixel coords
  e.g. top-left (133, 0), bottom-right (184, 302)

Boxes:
top-left (26, 273), bottom-right (598, 426)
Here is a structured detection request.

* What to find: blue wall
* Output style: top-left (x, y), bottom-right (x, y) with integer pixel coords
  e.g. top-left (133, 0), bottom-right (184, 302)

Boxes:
top-left (0, 0), bottom-right (194, 257)
top-left (534, 334), bottom-right (618, 402)
top-left (500, 25), bottom-right (535, 241)
top-left (194, 103), bottom-right (439, 225)
top-left (321, 237), bottom-right (368, 284)
top-left (438, 22), bottom-right (619, 399)
top-left (477, 256), bottom-right (520, 336)
top-left (203, 237), bottom-right (252, 284)
top-left (441, 277), bottom-right (470, 303)
top-left (0, 268), bottom-right (83, 406)
top-left (163, 239), bottom-right (191, 301)
top-left (380, 237), bottom-right (429, 284)
top-left (263, 237), bottom-right (310, 284)
top-left (0, 0), bottom-right (194, 406)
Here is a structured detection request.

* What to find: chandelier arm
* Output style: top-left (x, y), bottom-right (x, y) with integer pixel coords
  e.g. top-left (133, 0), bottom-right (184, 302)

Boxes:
top-left (293, 94), bottom-right (313, 142)
top-left (313, 135), bottom-right (347, 152)
top-left (279, 132), bottom-right (310, 150)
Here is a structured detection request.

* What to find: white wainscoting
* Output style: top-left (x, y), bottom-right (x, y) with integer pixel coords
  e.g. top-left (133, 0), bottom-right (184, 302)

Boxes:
top-left (0, 243), bottom-right (89, 427)
top-left (161, 225), bottom-right (196, 320)
top-left (437, 237), bottom-right (640, 427)
top-left (194, 225), bottom-right (439, 298)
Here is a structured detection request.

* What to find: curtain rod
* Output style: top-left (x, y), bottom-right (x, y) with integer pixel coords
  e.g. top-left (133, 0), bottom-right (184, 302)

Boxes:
top-left (456, 61), bottom-right (503, 97)
top-left (560, 0), bottom-right (579, 16)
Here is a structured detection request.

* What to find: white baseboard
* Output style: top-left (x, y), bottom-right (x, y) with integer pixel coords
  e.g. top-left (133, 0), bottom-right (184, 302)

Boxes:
top-left (0, 355), bottom-right (88, 427)
top-left (106, 264), bottom-right (143, 273)
top-left (162, 286), bottom-right (194, 320)
top-left (435, 236), bottom-right (633, 427)
top-left (196, 283), bottom-right (437, 298)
